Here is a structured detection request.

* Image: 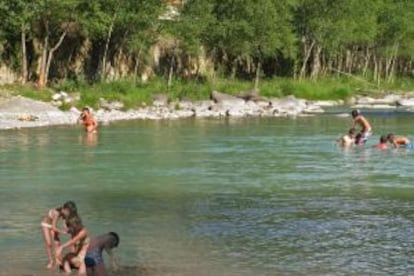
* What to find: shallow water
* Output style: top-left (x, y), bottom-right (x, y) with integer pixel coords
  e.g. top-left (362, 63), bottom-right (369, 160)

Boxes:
top-left (1, 113), bottom-right (414, 275)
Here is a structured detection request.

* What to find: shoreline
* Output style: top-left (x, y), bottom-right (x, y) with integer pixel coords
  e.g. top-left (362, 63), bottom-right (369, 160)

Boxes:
top-left (1, 92), bottom-right (414, 130)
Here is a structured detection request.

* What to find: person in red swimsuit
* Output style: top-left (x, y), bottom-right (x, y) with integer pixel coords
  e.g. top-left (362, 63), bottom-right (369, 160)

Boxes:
top-left (79, 107), bottom-right (98, 133)
top-left (373, 135), bottom-right (388, 149)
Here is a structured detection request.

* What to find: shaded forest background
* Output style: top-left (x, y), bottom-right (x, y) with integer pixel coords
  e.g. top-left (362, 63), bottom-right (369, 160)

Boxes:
top-left (0, 0), bottom-right (413, 94)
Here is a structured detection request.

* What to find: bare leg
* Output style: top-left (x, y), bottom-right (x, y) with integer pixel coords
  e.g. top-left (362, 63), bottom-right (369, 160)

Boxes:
top-left (92, 264), bottom-right (106, 276)
top-left (78, 261), bottom-right (87, 275)
top-left (63, 259), bottom-right (72, 274)
top-left (41, 226), bottom-right (54, 268)
top-left (53, 233), bottom-right (61, 266)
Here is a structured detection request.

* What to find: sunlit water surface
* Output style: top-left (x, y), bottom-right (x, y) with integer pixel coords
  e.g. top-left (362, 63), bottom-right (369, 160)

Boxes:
top-left (1, 112), bottom-right (414, 275)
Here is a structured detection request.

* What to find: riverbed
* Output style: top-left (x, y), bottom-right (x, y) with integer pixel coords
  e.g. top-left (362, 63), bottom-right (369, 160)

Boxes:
top-left (1, 113), bottom-right (414, 275)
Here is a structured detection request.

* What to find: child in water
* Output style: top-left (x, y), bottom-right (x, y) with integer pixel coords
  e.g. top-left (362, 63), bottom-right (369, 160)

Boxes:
top-left (338, 128), bottom-right (355, 147)
top-left (373, 135), bottom-right (388, 149)
top-left (351, 109), bottom-right (372, 144)
top-left (386, 133), bottom-right (411, 148)
top-left (84, 232), bottom-right (120, 276)
top-left (40, 201), bottom-right (78, 268)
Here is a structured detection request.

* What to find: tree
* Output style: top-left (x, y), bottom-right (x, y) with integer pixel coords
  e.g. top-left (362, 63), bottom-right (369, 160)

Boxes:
top-left (31, 0), bottom-right (83, 88)
top-left (172, 0), bottom-right (216, 80)
top-left (0, 0), bottom-right (37, 84)
top-left (376, 0), bottom-right (414, 83)
top-left (175, 0), bottom-right (297, 87)
top-left (294, 0), bottom-right (380, 79)
top-left (118, 0), bottom-right (164, 83)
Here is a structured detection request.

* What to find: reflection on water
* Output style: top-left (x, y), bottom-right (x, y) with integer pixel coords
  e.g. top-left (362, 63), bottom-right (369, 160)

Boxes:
top-left (0, 116), bottom-right (414, 275)
top-left (79, 132), bottom-right (98, 147)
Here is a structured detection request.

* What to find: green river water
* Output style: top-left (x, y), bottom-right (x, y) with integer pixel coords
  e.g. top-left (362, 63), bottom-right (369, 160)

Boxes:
top-left (1, 112), bottom-right (414, 275)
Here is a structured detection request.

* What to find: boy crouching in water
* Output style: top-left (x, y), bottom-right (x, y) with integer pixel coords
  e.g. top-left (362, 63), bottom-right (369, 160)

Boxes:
top-left (84, 232), bottom-right (120, 276)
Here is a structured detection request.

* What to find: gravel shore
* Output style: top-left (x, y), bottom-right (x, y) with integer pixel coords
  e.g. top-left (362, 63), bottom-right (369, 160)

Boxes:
top-left (1, 92), bottom-right (414, 130)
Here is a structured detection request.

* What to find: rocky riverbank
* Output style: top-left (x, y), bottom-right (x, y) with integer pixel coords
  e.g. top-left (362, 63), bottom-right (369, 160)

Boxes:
top-left (1, 90), bottom-right (414, 130)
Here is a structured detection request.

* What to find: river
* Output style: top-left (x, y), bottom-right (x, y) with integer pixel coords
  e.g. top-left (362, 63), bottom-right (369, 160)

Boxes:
top-left (1, 112), bottom-right (414, 275)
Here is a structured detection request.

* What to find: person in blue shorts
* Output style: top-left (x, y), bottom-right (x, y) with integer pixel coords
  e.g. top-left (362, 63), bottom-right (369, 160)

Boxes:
top-left (84, 232), bottom-right (120, 276)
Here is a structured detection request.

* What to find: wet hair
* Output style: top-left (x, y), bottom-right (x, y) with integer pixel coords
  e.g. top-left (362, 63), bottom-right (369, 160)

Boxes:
top-left (66, 215), bottom-right (83, 236)
top-left (348, 128), bottom-right (355, 135)
top-left (63, 201), bottom-right (77, 216)
top-left (82, 107), bottom-right (90, 112)
top-left (62, 201), bottom-right (83, 235)
top-left (108, 232), bottom-right (120, 247)
top-left (380, 135), bottom-right (387, 143)
top-left (386, 133), bottom-right (394, 141)
top-left (351, 109), bottom-right (360, 118)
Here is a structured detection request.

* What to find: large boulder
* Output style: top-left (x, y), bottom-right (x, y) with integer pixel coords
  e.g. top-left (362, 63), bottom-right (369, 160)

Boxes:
top-left (211, 90), bottom-right (244, 105)
top-left (396, 98), bottom-right (414, 107)
top-left (236, 89), bottom-right (260, 101)
top-left (152, 94), bottom-right (169, 107)
top-left (270, 95), bottom-right (307, 116)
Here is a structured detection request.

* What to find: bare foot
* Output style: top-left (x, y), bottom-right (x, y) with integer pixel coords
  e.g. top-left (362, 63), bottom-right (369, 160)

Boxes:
top-left (46, 262), bottom-right (54, 269)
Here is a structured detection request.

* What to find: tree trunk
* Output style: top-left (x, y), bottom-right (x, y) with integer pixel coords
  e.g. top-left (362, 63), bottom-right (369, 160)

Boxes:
top-left (114, 30), bottom-right (129, 80)
top-left (37, 35), bottom-right (49, 88)
top-left (310, 44), bottom-right (322, 79)
top-left (362, 47), bottom-right (371, 78)
top-left (254, 61), bottom-right (261, 91)
top-left (230, 58), bottom-right (237, 79)
top-left (167, 55), bottom-right (175, 90)
top-left (21, 23), bottom-right (28, 84)
top-left (299, 37), bottom-right (315, 80)
top-left (102, 13), bottom-right (116, 81)
top-left (375, 55), bottom-right (382, 86)
top-left (345, 49), bottom-right (352, 73)
top-left (133, 48), bottom-right (142, 85)
top-left (387, 43), bottom-right (399, 83)
top-left (44, 31), bottom-right (67, 86)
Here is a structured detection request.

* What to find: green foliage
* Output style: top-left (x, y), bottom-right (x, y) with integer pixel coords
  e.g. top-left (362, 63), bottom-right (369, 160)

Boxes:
top-left (0, 0), bottom-right (412, 88)
top-left (4, 84), bottom-right (53, 101)
top-left (76, 80), bottom-right (173, 109)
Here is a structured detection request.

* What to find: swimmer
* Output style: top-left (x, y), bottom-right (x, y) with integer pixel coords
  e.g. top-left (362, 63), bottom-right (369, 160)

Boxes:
top-left (338, 128), bottom-right (355, 147)
top-left (386, 133), bottom-right (411, 148)
top-left (373, 135), bottom-right (388, 149)
top-left (351, 109), bottom-right (372, 144)
top-left (40, 201), bottom-right (78, 268)
top-left (84, 232), bottom-right (120, 276)
top-left (78, 107), bottom-right (98, 133)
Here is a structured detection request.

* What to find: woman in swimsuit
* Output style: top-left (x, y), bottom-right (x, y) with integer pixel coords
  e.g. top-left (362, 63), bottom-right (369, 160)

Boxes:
top-left (79, 107), bottom-right (98, 133)
top-left (40, 201), bottom-right (78, 268)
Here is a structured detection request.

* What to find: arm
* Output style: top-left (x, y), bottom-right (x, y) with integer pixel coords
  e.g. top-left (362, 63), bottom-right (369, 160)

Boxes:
top-left (56, 228), bottom-right (88, 256)
top-left (92, 117), bottom-right (98, 131)
top-left (351, 117), bottom-right (357, 129)
top-left (50, 210), bottom-right (64, 234)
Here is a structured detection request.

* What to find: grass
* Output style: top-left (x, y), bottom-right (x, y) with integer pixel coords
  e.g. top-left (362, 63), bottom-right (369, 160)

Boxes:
top-left (2, 84), bottom-right (53, 101)
top-left (2, 75), bottom-right (414, 109)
